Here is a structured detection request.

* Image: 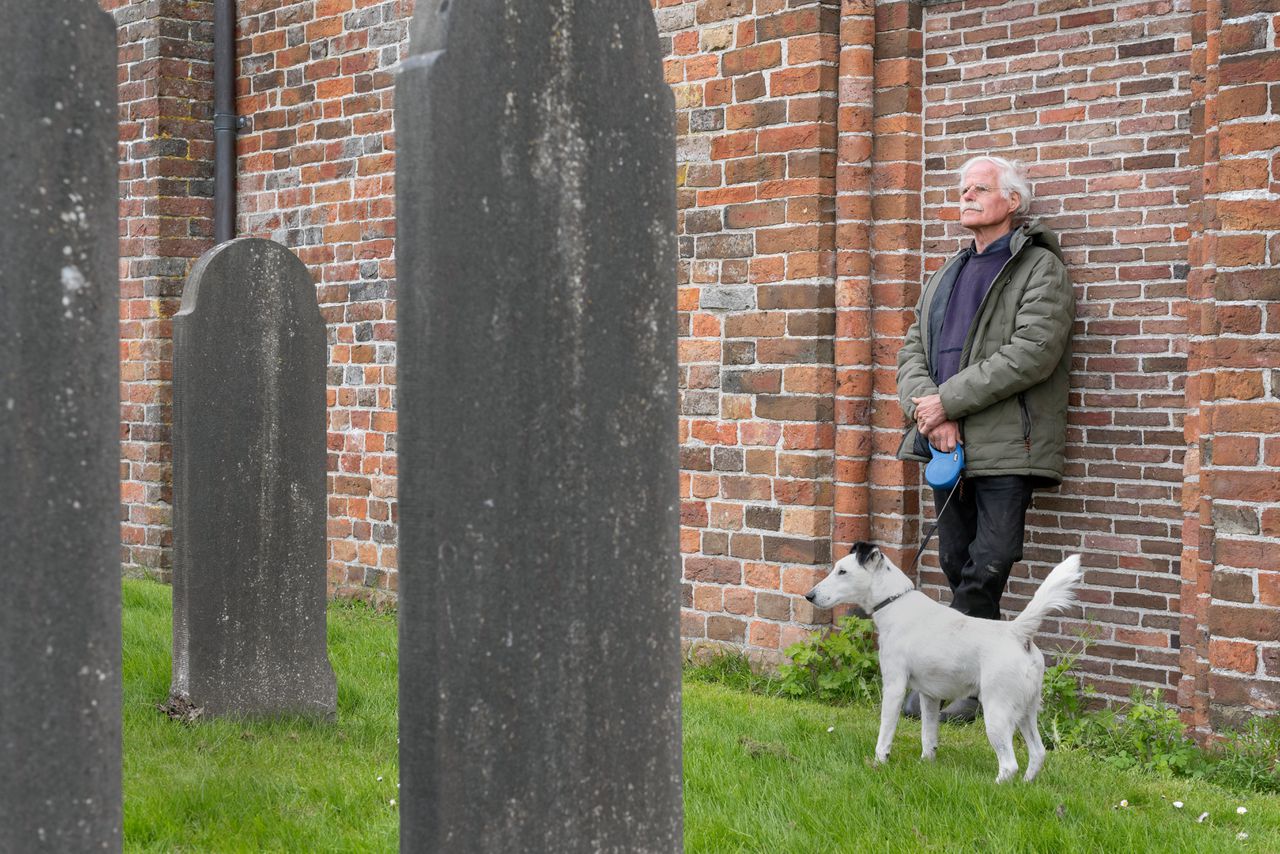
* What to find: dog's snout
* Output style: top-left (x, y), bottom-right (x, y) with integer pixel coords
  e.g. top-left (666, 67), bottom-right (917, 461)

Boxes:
top-left (804, 590), bottom-right (816, 603)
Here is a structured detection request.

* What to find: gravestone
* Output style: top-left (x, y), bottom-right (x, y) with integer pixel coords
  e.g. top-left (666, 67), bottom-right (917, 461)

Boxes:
top-left (396, 1), bottom-right (681, 851)
top-left (0, 4), bottom-right (122, 850)
top-left (170, 238), bottom-right (336, 718)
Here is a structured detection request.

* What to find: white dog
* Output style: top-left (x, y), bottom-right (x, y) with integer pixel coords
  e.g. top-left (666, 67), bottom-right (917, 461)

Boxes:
top-left (805, 542), bottom-right (1083, 783)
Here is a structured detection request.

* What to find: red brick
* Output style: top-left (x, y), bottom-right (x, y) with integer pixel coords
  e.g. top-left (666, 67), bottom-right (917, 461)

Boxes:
top-left (1222, 0), bottom-right (1280, 20)
top-left (726, 100), bottom-right (787, 129)
top-left (1209, 435), bottom-right (1259, 467)
top-left (1260, 573), bottom-right (1280, 607)
top-left (686, 557), bottom-right (743, 585)
top-left (1211, 605), bottom-right (1280, 642)
top-left (1220, 53), bottom-right (1280, 87)
top-left (758, 123), bottom-right (829, 153)
top-left (707, 616), bottom-right (747, 643)
top-left (749, 620), bottom-right (781, 648)
top-left (697, 0), bottom-right (753, 25)
top-left (770, 66), bottom-right (835, 97)
top-left (711, 131), bottom-right (758, 160)
top-left (1219, 122), bottom-right (1280, 159)
top-left (1212, 403), bottom-right (1280, 435)
top-left (725, 201), bottom-right (787, 229)
top-left (723, 43), bottom-right (782, 75)
top-left (1218, 85), bottom-right (1270, 121)
top-left (724, 588), bottom-right (755, 615)
top-left (757, 9), bottom-right (828, 42)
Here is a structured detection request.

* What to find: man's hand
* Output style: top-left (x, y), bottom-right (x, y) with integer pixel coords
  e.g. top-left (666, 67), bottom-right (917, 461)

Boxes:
top-left (928, 420), bottom-right (962, 453)
top-left (911, 394), bottom-right (948, 435)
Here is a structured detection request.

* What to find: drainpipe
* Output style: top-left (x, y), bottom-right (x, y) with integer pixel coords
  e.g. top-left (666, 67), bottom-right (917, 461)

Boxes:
top-left (213, 0), bottom-right (242, 244)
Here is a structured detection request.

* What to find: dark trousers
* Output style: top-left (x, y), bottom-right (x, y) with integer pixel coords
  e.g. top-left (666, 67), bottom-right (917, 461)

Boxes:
top-left (931, 475), bottom-right (1034, 620)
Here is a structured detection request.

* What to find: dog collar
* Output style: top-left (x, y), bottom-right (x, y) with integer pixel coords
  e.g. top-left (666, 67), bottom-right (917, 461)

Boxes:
top-left (871, 590), bottom-right (911, 614)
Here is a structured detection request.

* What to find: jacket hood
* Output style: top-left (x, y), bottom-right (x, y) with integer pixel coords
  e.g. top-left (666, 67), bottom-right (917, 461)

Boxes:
top-left (1009, 218), bottom-right (1064, 263)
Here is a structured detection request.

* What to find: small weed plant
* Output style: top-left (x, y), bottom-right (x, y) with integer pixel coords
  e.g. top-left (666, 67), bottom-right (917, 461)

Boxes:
top-left (1039, 636), bottom-right (1098, 748)
top-left (1082, 689), bottom-right (1203, 777)
top-left (1204, 716), bottom-right (1280, 794)
top-left (1034, 636), bottom-right (1202, 776)
top-left (683, 647), bottom-right (782, 696)
top-left (778, 615), bottom-right (880, 704)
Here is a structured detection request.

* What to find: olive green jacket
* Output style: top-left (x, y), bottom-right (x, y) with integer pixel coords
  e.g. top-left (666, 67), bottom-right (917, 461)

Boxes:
top-left (896, 219), bottom-right (1075, 486)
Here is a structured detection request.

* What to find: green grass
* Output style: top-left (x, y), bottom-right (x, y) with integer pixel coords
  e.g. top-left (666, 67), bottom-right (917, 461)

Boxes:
top-left (122, 580), bottom-right (398, 852)
top-left (684, 680), bottom-right (1280, 853)
top-left (124, 581), bottom-right (1278, 852)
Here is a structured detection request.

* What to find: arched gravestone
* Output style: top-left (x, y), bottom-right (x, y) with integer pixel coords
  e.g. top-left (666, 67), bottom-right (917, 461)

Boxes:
top-left (0, 3), bottom-right (122, 850)
top-left (395, 1), bottom-right (681, 850)
top-left (170, 238), bottom-right (337, 718)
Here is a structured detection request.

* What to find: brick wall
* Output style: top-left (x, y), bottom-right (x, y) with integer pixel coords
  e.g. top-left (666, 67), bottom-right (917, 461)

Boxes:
top-left (664, 0), bottom-right (1199, 702)
top-left (659, 0), bottom-right (843, 656)
top-left (102, 0), bottom-right (215, 579)
top-left (1181, 0), bottom-right (1280, 733)
top-left (666, 0), bottom-right (1280, 726)
top-left (99, 0), bottom-right (404, 603)
top-left (235, 0), bottom-right (406, 605)
top-left (95, 0), bottom-right (1280, 727)
top-left (919, 0), bottom-right (1194, 704)
top-left (845, 0), bottom-right (925, 577)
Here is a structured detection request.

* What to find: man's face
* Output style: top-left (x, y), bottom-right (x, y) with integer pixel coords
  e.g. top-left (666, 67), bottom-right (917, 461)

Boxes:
top-left (958, 161), bottom-right (1019, 232)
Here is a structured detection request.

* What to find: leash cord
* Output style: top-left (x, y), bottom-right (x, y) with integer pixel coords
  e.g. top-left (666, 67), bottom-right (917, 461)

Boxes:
top-left (905, 477), bottom-right (960, 589)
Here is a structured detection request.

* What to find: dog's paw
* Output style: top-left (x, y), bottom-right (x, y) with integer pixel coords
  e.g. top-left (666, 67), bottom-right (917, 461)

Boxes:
top-left (920, 751), bottom-right (936, 762)
top-left (870, 753), bottom-right (889, 768)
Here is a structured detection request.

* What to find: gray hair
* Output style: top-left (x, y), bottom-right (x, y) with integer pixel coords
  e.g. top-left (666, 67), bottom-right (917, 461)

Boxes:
top-left (959, 156), bottom-right (1032, 219)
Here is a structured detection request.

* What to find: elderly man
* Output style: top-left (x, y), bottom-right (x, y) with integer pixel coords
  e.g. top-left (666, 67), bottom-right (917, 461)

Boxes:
top-left (895, 156), bottom-right (1075, 723)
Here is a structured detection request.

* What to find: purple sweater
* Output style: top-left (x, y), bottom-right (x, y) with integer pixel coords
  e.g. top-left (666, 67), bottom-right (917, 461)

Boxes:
top-left (934, 231), bottom-right (1013, 383)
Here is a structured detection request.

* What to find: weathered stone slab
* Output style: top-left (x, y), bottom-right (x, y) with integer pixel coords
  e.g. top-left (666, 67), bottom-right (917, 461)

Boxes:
top-left (170, 238), bottom-right (336, 718)
top-left (0, 4), bottom-right (122, 850)
top-left (395, 2), bottom-right (681, 850)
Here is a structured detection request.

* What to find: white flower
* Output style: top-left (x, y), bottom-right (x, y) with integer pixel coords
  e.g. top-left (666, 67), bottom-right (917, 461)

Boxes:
top-left (377, 776), bottom-right (383, 782)
top-left (1173, 801), bottom-right (1184, 809)
top-left (1237, 806), bottom-right (1248, 815)
top-left (1237, 831), bottom-right (1248, 841)
top-left (826, 726), bottom-right (835, 733)
top-left (1120, 800), bottom-right (1129, 808)
top-left (390, 799), bottom-right (397, 807)
top-left (1197, 812), bottom-right (1209, 823)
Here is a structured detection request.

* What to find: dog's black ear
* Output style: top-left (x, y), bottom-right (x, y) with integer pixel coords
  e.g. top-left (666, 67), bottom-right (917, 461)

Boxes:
top-left (852, 541), bottom-right (879, 565)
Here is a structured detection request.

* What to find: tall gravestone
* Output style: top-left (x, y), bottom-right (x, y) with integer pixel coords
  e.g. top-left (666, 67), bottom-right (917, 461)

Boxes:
top-left (0, 4), bottom-right (122, 850)
top-left (396, 1), bottom-right (681, 850)
top-left (170, 238), bottom-right (336, 718)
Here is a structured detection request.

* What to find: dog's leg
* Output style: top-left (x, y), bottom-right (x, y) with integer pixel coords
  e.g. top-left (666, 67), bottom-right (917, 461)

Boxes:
top-left (1019, 713), bottom-right (1046, 782)
top-left (983, 708), bottom-right (1019, 784)
top-left (919, 695), bottom-right (941, 761)
top-left (875, 676), bottom-right (908, 765)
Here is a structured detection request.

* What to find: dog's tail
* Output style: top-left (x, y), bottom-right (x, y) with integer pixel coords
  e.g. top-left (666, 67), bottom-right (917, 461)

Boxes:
top-left (1009, 554), bottom-right (1083, 645)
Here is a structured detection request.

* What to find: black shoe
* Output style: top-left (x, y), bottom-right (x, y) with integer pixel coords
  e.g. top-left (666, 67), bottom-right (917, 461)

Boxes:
top-left (939, 696), bottom-right (980, 723)
top-left (901, 690), bottom-right (922, 719)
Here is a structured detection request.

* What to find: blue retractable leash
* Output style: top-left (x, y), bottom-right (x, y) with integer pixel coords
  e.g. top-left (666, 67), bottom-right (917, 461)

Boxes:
top-left (926, 443), bottom-right (965, 491)
top-left (905, 443), bottom-right (965, 582)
